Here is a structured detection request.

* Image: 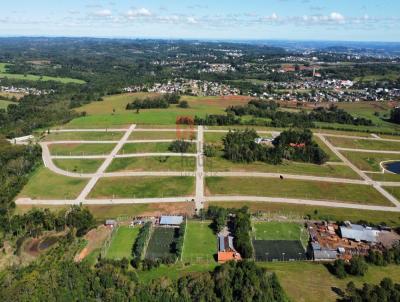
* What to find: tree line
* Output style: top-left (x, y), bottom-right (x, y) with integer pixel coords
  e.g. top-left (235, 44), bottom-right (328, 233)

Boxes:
top-left (126, 94), bottom-right (181, 110)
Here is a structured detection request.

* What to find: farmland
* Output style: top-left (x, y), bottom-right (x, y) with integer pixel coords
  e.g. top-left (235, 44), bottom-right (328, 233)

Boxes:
top-left (145, 227), bottom-right (177, 260)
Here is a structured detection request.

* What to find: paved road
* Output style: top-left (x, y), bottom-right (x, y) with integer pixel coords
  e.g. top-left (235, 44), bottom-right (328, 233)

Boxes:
top-left (76, 124), bottom-right (137, 202)
top-left (206, 196), bottom-right (400, 212)
top-left (336, 147), bottom-right (400, 154)
top-left (317, 133), bottom-right (400, 208)
top-left (195, 126), bottom-right (205, 211)
top-left (206, 172), bottom-right (368, 185)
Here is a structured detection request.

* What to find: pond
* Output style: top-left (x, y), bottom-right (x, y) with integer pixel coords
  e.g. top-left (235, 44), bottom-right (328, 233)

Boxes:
top-left (385, 161), bottom-right (400, 174)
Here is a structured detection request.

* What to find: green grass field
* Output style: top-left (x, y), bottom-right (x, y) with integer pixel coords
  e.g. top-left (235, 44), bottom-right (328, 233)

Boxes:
top-left (340, 151), bottom-right (400, 172)
top-left (49, 143), bottom-right (116, 156)
top-left (105, 226), bottom-right (140, 260)
top-left (182, 221), bottom-right (216, 262)
top-left (130, 131), bottom-right (196, 140)
top-left (107, 156), bottom-right (196, 172)
top-left (327, 136), bottom-right (400, 151)
top-left (119, 142), bottom-right (196, 154)
top-left (205, 177), bottom-right (392, 205)
top-left (0, 62), bottom-right (85, 84)
top-left (0, 99), bottom-right (17, 109)
top-left (205, 157), bottom-right (360, 179)
top-left (253, 222), bottom-right (309, 249)
top-left (53, 159), bottom-right (103, 173)
top-left (88, 176), bottom-right (195, 199)
top-left (263, 261), bottom-right (400, 302)
top-left (206, 201), bottom-right (400, 226)
top-left (18, 166), bottom-right (88, 199)
top-left (43, 131), bottom-right (123, 141)
top-left (384, 187), bottom-right (400, 200)
top-left (366, 172), bottom-right (400, 182)
top-left (313, 136), bottom-right (341, 162)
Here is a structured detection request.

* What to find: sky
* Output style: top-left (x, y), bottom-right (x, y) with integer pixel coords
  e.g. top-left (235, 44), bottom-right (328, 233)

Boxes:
top-left (1, 0), bottom-right (400, 41)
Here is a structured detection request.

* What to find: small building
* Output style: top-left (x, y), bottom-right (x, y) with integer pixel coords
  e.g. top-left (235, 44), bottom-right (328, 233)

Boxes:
top-left (159, 215), bottom-right (183, 226)
top-left (340, 222), bottom-right (379, 243)
top-left (8, 135), bottom-right (34, 144)
top-left (105, 220), bottom-right (117, 228)
top-left (310, 242), bottom-right (337, 261)
top-left (217, 235), bottom-right (242, 263)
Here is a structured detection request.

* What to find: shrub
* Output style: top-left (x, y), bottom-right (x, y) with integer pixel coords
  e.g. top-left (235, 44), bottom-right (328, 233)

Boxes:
top-left (178, 100), bottom-right (189, 108)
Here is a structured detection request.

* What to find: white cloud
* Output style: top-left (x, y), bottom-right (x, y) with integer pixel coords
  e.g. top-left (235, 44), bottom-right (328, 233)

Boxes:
top-left (186, 16), bottom-right (198, 24)
top-left (93, 9), bottom-right (112, 17)
top-left (329, 12), bottom-right (345, 22)
top-left (126, 8), bottom-right (152, 19)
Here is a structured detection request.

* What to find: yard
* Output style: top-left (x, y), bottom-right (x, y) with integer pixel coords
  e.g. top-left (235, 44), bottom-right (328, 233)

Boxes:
top-left (106, 226), bottom-right (140, 260)
top-left (48, 143), bottom-right (116, 156)
top-left (182, 221), bottom-right (216, 263)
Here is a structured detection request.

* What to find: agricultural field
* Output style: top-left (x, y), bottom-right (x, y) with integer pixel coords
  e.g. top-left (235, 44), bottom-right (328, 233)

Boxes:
top-left (48, 143), bottom-right (116, 156)
top-left (205, 157), bottom-right (360, 179)
top-left (182, 221), bottom-right (216, 262)
top-left (340, 151), bottom-right (400, 172)
top-left (88, 176), bottom-right (195, 199)
top-left (105, 226), bottom-right (140, 260)
top-left (145, 227), bottom-right (177, 260)
top-left (327, 136), bottom-right (400, 151)
top-left (205, 177), bottom-right (392, 205)
top-left (0, 62), bottom-right (85, 84)
top-left (119, 142), bottom-right (196, 154)
top-left (18, 166), bottom-right (88, 199)
top-left (106, 156), bottom-right (196, 172)
top-left (53, 159), bottom-right (103, 174)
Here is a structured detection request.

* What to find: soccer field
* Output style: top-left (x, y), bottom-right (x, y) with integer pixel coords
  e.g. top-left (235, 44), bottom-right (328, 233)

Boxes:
top-left (182, 221), bottom-right (216, 262)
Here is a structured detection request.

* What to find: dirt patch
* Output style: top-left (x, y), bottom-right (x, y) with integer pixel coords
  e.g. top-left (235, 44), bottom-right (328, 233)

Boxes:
top-left (75, 225), bottom-right (112, 262)
top-left (141, 202), bottom-right (195, 217)
top-left (196, 95), bottom-right (251, 108)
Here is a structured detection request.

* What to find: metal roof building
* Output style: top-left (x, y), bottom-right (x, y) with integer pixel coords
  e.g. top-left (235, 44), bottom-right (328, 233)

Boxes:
top-left (159, 216), bottom-right (183, 225)
top-left (340, 223), bottom-right (379, 243)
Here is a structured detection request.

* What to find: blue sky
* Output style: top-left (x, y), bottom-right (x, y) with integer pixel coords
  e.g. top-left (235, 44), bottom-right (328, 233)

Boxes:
top-left (1, 0), bottom-right (400, 41)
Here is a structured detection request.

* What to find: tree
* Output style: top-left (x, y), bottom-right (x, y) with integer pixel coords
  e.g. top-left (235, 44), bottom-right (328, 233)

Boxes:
top-left (390, 107), bottom-right (400, 124)
top-left (178, 100), bottom-right (189, 108)
top-left (332, 259), bottom-right (347, 279)
top-left (348, 256), bottom-right (368, 276)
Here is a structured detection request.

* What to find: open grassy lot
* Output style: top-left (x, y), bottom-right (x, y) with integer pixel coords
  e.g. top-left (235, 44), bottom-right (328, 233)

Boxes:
top-left (327, 136), bottom-right (400, 151)
top-left (129, 131), bottom-right (193, 140)
top-left (53, 159), bottom-right (103, 173)
top-left (107, 156), bottom-right (196, 172)
top-left (18, 166), bottom-right (88, 199)
top-left (384, 187), bottom-right (400, 200)
top-left (119, 142), bottom-right (196, 154)
top-left (88, 176), bottom-right (195, 199)
top-left (205, 177), bottom-right (392, 205)
top-left (366, 172), bottom-right (400, 182)
top-left (0, 99), bottom-right (17, 109)
top-left (182, 221), bottom-right (216, 262)
top-left (0, 62), bottom-right (85, 84)
top-left (206, 201), bottom-right (400, 226)
top-left (49, 143), bottom-right (116, 156)
top-left (105, 226), bottom-right (140, 260)
top-left (205, 157), bottom-right (360, 179)
top-left (145, 227), bottom-right (177, 260)
top-left (253, 222), bottom-right (308, 246)
top-left (204, 131), bottom-right (273, 145)
top-left (313, 136), bottom-right (341, 162)
top-left (340, 151), bottom-right (400, 171)
top-left (263, 262), bottom-right (400, 302)
top-left (43, 131), bottom-right (123, 141)
top-left (66, 93), bottom-right (249, 128)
